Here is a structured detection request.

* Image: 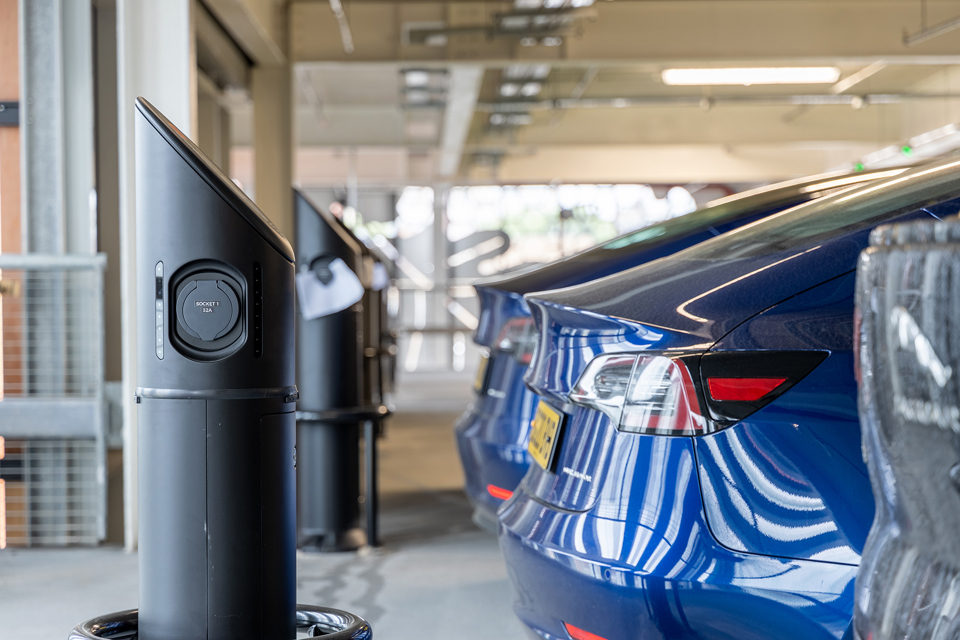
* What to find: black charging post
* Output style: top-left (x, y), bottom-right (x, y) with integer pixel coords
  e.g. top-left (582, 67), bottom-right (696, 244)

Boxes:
top-left (68, 99), bottom-right (372, 640)
top-left (294, 192), bottom-right (390, 550)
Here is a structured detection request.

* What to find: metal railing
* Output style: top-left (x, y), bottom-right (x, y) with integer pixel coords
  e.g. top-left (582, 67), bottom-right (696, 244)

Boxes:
top-left (392, 281), bottom-right (482, 374)
top-left (0, 253), bottom-right (107, 546)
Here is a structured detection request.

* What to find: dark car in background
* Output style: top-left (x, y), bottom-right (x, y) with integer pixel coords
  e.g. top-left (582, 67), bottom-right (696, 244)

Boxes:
top-left (498, 158), bottom-right (960, 640)
top-left (455, 168), bottom-right (906, 532)
top-left (854, 196), bottom-right (960, 640)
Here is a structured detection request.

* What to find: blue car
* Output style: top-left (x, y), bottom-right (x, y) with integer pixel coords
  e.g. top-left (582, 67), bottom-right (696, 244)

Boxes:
top-left (499, 158), bottom-right (960, 640)
top-left (854, 174), bottom-right (960, 640)
top-left (455, 169), bottom-right (905, 532)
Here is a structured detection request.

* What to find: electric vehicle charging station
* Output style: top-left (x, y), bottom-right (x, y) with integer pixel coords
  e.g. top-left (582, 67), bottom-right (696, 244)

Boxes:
top-left (294, 192), bottom-right (392, 551)
top-left (294, 191), bottom-right (366, 552)
top-left (69, 99), bottom-right (371, 640)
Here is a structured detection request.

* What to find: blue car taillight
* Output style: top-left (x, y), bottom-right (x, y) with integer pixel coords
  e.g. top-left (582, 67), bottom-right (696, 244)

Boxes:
top-left (495, 317), bottom-right (538, 365)
top-left (569, 354), bottom-right (708, 436)
top-left (569, 350), bottom-right (829, 435)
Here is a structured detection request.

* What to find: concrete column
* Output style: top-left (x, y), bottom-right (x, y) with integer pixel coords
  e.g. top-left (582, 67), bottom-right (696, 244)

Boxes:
top-left (116, 0), bottom-right (196, 551)
top-left (19, 0), bottom-right (65, 254)
top-left (17, 0), bottom-right (98, 543)
top-left (18, 0), bottom-right (96, 254)
top-left (252, 64), bottom-right (293, 239)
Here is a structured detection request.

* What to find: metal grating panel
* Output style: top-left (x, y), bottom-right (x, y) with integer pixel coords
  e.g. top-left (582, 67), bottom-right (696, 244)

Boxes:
top-left (0, 254), bottom-right (107, 547)
top-left (1, 267), bottom-right (102, 398)
top-left (0, 439), bottom-right (102, 546)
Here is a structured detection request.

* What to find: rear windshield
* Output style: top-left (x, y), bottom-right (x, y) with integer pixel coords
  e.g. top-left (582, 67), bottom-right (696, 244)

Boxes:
top-left (598, 171), bottom-right (900, 252)
top-left (684, 159), bottom-right (960, 261)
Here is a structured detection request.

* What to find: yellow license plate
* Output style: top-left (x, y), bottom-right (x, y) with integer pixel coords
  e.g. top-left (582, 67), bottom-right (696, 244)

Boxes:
top-left (474, 354), bottom-right (489, 393)
top-left (528, 401), bottom-right (563, 470)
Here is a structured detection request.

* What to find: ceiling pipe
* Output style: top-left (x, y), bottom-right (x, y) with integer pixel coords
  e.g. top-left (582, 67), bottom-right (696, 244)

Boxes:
top-left (477, 93), bottom-right (960, 112)
top-left (904, 13), bottom-right (960, 46)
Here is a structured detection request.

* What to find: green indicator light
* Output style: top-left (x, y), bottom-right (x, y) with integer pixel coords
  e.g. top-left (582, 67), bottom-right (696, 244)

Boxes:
top-left (854, 162), bottom-right (865, 172)
top-left (901, 145), bottom-right (913, 157)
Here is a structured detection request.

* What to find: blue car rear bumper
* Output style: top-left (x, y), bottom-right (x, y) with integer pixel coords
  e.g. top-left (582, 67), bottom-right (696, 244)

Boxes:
top-left (454, 406), bottom-right (531, 531)
top-left (499, 487), bottom-right (857, 640)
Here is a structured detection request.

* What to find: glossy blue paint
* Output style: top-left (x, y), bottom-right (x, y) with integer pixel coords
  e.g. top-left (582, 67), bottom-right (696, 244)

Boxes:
top-left (694, 272), bottom-right (872, 564)
top-left (503, 159), bottom-right (960, 640)
top-left (501, 454), bottom-right (855, 640)
top-left (473, 286), bottom-right (529, 349)
top-left (455, 169), bottom-right (911, 529)
top-left (454, 348), bottom-right (539, 526)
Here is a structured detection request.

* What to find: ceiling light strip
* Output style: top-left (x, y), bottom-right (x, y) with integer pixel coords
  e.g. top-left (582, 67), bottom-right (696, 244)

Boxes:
top-left (661, 67), bottom-right (841, 86)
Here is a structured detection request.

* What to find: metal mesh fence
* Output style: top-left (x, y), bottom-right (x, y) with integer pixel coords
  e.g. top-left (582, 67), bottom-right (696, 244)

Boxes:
top-left (1, 439), bottom-right (101, 546)
top-left (1, 268), bottom-right (102, 398)
top-left (0, 254), bottom-right (107, 547)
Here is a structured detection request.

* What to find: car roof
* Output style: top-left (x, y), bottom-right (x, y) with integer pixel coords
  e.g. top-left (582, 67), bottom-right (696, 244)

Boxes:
top-left (525, 156), bottom-right (960, 342)
top-left (479, 167), bottom-right (906, 295)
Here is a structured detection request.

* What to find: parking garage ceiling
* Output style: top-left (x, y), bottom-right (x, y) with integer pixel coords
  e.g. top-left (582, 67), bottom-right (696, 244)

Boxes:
top-left (271, 1), bottom-right (960, 185)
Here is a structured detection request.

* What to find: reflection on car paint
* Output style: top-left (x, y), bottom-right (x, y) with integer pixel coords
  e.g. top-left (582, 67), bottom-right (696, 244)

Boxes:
top-left (457, 170), bottom-right (912, 534)
top-left (502, 160), bottom-right (960, 640)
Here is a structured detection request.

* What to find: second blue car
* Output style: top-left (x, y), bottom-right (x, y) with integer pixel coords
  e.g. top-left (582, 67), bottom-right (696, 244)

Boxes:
top-left (456, 169), bottom-right (905, 532)
top-left (500, 158), bottom-right (960, 640)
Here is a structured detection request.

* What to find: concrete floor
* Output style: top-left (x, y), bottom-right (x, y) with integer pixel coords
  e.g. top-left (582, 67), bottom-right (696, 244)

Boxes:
top-left (0, 372), bottom-right (529, 640)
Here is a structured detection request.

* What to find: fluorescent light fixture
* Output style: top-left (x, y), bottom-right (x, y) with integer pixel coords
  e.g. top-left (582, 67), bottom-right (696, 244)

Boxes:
top-left (500, 83), bottom-right (519, 97)
top-left (405, 89), bottom-right (430, 104)
top-left (404, 70), bottom-right (431, 87)
top-left (861, 145), bottom-right (902, 167)
top-left (504, 64), bottom-right (550, 80)
top-left (857, 122), bottom-right (960, 170)
top-left (489, 113), bottom-right (532, 126)
top-left (520, 82), bottom-right (542, 97)
top-left (661, 67), bottom-right (841, 86)
top-left (910, 123), bottom-right (959, 148)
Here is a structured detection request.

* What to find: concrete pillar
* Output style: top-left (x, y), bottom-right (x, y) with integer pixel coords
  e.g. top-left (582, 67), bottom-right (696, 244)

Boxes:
top-left (116, 0), bottom-right (196, 551)
top-left (18, 0), bottom-right (96, 254)
top-left (252, 64), bottom-right (293, 239)
top-left (17, 0), bottom-right (98, 543)
top-left (19, 0), bottom-right (65, 254)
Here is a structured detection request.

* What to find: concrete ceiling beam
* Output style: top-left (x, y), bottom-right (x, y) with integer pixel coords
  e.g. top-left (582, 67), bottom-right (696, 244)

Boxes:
top-left (291, 1), bottom-right (960, 63)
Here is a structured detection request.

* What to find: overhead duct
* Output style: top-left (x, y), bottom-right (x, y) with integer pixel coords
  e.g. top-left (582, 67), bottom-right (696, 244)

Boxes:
top-left (476, 93), bottom-right (960, 112)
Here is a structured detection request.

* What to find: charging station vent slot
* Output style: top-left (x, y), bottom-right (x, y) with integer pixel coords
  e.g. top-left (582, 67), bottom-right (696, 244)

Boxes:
top-left (253, 262), bottom-right (263, 358)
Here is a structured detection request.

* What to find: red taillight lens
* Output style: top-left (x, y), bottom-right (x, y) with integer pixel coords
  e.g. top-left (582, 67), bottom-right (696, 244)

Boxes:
top-left (570, 354), bottom-right (708, 436)
top-left (564, 622), bottom-right (609, 640)
top-left (707, 377), bottom-right (787, 402)
top-left (486, 484), bottom-right (513, 500)
top-left (571, 350), bottom-right (827, 433)
top-left (495, 317), bottom-right (537, 365)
